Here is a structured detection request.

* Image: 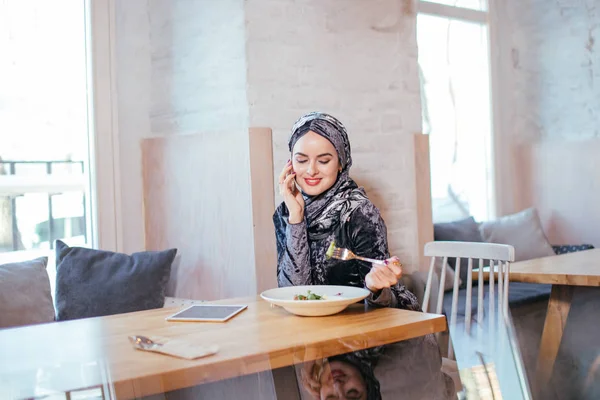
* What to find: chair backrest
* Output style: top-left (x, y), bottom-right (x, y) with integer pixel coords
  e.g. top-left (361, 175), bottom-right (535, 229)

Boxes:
top-left (422, 241), bottom-right (515, 358)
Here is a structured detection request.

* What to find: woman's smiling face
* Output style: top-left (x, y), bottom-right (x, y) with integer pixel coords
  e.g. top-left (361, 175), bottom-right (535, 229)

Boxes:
top-left (319, 359), bottom-right (367, 400)
top-left (291, 130), bottom-right (341, 196)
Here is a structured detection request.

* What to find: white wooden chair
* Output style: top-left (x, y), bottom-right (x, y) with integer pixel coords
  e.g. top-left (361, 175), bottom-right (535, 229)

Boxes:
top-left (423, 241), bottom-right (515, 359)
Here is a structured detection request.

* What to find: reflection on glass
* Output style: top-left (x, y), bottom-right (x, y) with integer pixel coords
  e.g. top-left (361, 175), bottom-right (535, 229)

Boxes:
top-left (447, 305), bottom-right (533, 400)
top-left (299, 352), bottom-right (380, 400)
top-left (417, 13), bottom-right (494, 223)
top-left (2, 362), bottom-right (110, 400)
top-left (296, 338), bottom-right (457, 400)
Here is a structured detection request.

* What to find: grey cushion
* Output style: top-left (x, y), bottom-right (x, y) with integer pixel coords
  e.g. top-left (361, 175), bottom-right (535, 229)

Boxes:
top-left (55, 240), bottom-right (176, 321)
top-left (434, 216), bottom-right (484, 243)
top-left (434, 217), bottom-right (484, 287)
top-left (0, 257), bottom-right (55, 328)
top-left (479, 208), bottom-right (555, 261)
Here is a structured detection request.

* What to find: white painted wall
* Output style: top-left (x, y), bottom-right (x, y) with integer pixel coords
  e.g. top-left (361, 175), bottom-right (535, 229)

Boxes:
top-left (114, 0), bottom-right (249, 252)
top-left (495, 0), bottom-right (600, 216)
top-left (505, 0), bottom-right (600, 143)
top-left (112, 1), bottom-right (428, 272)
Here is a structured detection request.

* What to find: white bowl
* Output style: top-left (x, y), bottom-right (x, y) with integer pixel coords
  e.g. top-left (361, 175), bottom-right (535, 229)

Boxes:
top-left (260, 285), bottom-right (370, 317)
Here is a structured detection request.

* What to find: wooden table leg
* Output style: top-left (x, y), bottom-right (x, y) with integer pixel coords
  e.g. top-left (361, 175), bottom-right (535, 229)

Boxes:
top-left (535, 284), bottom-right (574, 394)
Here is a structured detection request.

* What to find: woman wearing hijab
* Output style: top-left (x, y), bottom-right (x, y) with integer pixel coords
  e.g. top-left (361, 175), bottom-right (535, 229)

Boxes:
top-left (275, 112), bottom-right (456, 400)
top-left (273, 111), bottom-right (418, 309)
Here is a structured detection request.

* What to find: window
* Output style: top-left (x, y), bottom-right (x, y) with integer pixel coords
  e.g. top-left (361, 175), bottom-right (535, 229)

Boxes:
top-left (0, 1), bottom-right (92, 257)
top-left (0, 0), bottom-right (121, 298)
top-left (417, 1), bottom-right (495, 223)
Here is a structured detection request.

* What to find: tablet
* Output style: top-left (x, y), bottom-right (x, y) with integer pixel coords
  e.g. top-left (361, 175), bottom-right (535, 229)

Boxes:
top-left (165, 304), bottom-right (248, 322)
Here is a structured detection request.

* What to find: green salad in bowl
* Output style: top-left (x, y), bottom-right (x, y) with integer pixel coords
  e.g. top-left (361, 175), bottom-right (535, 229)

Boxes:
top-left (293, 290), bottom-right (326, 301)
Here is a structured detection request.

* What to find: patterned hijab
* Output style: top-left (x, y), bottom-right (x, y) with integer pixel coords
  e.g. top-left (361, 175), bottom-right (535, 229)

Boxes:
top-left (288, 112), bottom-right (368, 240)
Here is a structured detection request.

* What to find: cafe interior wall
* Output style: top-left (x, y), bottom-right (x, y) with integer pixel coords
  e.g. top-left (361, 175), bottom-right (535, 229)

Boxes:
top-left (113, 0), bottom-right (432, 299)
top-left (114, 0), bottom-right (600, 295)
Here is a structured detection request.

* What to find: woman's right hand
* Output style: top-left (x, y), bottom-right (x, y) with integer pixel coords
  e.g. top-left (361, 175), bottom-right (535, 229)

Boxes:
top-left (299, 358), bottom-right (331, 399)
top-left (299, 359), bottom-right (323, 399)
top-left (278, 160), bottom-right (305, 224)
top-left (365, 256), bottom-right (403, 292)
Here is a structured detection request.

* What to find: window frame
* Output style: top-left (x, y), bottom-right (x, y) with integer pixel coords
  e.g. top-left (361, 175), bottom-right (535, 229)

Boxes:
top-left (86, 0), bottom-right (123, 252)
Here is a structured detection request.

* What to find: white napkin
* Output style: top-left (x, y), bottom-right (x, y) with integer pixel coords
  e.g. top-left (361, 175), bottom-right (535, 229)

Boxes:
top-left (133, 335), bottom-right (219, 360)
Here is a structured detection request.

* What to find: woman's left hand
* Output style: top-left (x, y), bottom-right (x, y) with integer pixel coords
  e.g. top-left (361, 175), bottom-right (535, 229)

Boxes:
top-left (365, 256), bottom-right (403, 292)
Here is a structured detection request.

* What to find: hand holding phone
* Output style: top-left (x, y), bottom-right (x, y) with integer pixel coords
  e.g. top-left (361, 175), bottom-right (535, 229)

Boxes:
top-left (278, 160), bottom-right (305, 223)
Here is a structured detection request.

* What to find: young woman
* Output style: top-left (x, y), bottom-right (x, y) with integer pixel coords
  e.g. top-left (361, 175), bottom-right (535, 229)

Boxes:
top-left (273, 111), bottom-right (418, 309)
top-left (274, 112), bottom-right (455, 400)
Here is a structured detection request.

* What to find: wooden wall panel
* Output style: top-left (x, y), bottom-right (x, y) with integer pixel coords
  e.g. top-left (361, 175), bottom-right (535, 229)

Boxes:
top-left (141, 129), bottom-right (276, 300)
top-left (248, 128), bottom-right (277, 293)
top-left (414, 133), bottom-right (434, 272)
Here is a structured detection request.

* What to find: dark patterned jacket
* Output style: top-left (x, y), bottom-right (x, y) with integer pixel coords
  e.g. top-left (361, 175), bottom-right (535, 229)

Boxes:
top-left (274, 199), bottom-right (420, 311)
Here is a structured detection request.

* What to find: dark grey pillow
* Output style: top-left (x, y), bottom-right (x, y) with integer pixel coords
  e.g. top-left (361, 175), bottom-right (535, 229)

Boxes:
top-left (0, 257), bottom-right (55, 328)
top-left (434, 217), bottom-right (484, 287)
top-left (55, 240), bottom-right (176, 321)
top-left (434, 216), bottom-right (484, 243)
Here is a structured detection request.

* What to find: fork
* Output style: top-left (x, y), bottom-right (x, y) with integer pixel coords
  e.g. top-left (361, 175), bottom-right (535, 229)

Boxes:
top-left (129, 335), bottom-right (162, 350)
top-left (326, 242), bottom-right (387, 265)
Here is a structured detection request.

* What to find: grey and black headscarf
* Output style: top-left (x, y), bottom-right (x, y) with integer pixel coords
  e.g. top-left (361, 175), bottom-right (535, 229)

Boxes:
top-left (288, 112), bottom-right (368, 240)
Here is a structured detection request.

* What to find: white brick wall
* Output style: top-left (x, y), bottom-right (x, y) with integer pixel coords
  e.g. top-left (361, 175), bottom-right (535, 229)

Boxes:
top-left (245, 0), bottom-right (425, 270)
top-left (148, 0), bottom-right (249, 135)
top-left (115, 0), bottom-right (249, 252)
top-left (496, 0), bottom-right (600, 214)
top-left (504, 0), bottom-right (600, 141)
top-left (114, 0), bottom-right (427, 271)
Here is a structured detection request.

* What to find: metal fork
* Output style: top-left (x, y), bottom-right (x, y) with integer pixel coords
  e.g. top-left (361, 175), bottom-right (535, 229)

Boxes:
top-left (327, 245), bottom-right (387, 265)
top-left (129, 335), bottom-right (162, 350)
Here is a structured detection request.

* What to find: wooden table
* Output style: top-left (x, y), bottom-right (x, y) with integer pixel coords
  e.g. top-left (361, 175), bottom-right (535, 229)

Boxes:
top-left (0, 296), bottom-right (446, 399)
top-left (468, 249), bottom-right (600, 393)
top-left (510, 249), bottom-right (600, 392)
